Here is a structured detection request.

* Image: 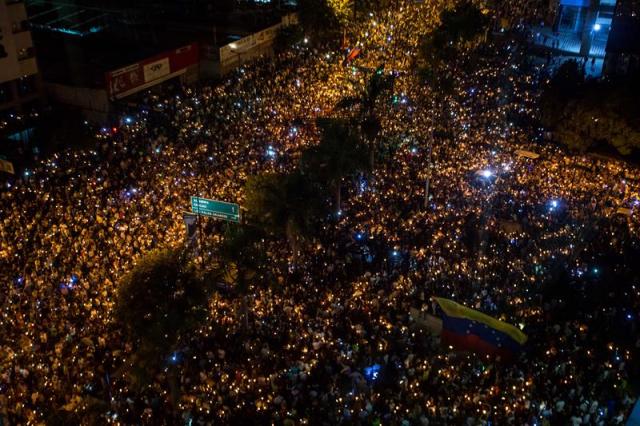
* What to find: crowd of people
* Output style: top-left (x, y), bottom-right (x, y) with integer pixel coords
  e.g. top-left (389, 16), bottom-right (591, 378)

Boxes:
top-left (1, 0), bottom-right (640, 424)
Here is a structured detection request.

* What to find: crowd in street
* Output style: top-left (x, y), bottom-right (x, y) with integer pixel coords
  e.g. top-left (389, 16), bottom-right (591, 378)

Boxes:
top-left (1, 0), bottom-right (640, 424)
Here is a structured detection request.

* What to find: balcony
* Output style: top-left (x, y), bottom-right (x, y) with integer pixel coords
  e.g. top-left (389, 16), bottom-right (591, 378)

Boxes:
top-left (18, 57), bottom-right (37, 77)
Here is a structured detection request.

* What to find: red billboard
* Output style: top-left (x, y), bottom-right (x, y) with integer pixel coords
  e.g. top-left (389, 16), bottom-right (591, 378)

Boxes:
top-left (106, 43), bottom-right (199, 99)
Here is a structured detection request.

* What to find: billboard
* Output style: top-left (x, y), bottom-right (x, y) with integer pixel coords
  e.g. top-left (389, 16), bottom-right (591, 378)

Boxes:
top-left (106, 43), bottom-right (199, 99)
top-left (143, 57), bottom-right (170, 82)
top-left (219, 13), bottom-right (299, 69)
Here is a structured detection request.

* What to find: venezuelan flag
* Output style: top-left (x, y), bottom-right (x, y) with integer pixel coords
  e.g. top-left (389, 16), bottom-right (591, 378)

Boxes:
top-left (342, 47), bottom-right (362, 66)
top-left (435, 297), bottom-right (527, 360)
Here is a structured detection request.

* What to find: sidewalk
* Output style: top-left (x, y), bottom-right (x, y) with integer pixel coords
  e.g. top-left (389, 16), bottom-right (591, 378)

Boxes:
top-left (530, 26), bottom-right (607, 58)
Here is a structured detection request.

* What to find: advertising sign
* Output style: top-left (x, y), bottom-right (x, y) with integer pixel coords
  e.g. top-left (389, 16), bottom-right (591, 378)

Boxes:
top-left (0, 159), bottom-right (15, 175)
top-left (107, 64), bottom-right (144, 99)
top-left (106, 43), bottom-right (199, 99)
top-left (143, 57), bottom-right (170, 83)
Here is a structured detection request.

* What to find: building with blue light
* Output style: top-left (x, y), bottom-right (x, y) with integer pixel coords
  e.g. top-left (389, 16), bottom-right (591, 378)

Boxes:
top-left (529, 0), bottom-right (640, 77)
top-left (554, 0), bottom-right (617, 57)
top-left (603, 0), bottom-right (640, 75)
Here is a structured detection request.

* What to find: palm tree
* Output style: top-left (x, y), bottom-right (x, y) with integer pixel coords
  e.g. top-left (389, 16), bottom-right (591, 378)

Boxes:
top-left (335, 64), bottom-right (394, 170)
top-left (300, 118), bottom-right (369, 213)
top-left (243, 171), bottom-right (325, 261)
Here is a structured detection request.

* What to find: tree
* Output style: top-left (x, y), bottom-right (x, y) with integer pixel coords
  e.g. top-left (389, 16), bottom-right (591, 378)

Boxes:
top-left (243, 172), bottom-right (325, 260)
top-left (416, 1), bottom-right (490, 143)
top-left (551, 98), bottom-right (640, 155)
top-left (274, 25), bottom-right (305, 52)
top-left (217, 224), bottom-right (268, 330)
top-left (300, 118), bottom-right (370, 212)
top-left (418, 0), bottom-right (490, 79)
top-left (335, 64), bottom-right (395, 169)
top-left (298, 0), bottom-right (342, 39)
top-left (421, 1), bottom-right (490, 66)
top-left (47, 396), bottom-right (109, 426)
top-left (327, 0), bottom-right (352, 27)
top-left (115, 248), bottom-right (213, 387)
top-left (541, 66), bottom-right (640, 155)
top-left (539, 59), bottom-right (584, 130)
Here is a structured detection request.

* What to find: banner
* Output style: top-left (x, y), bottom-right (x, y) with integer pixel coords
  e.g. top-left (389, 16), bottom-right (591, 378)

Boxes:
top-left (106, 43), bottom-right (199, 99)
top-left (410, 308), bottom-right (443, 334)
top-left (515, 149), bottom-right (540, 159)
top-left (107, 64), bottom-right (143, 99)
top-left (281, 13), bottom-right (299, 26)
top-left (628, 398), bottom-right (640, 426)
top-left (219, 14), bottom-right (298, 68)
top-left (254, 25), bottom-right (279, 45)
top-left (0, 159), bottom-right (15, 174)
top-left (143, 58), bottom-right (170, 83)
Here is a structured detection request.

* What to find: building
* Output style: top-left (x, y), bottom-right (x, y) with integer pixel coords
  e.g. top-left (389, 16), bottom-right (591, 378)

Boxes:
top-left (603, 0), bottom-right (640, 75)
top-left (530, 0), bottom-right (640, 77)
top-left (23, 0), bottom-right (292, 122)
top-left (552, 0), bottom-right (616, 57)
top-left (218, 13), bottom-right (299, 75)
top-left (24, 1), bottom-right (202, 122)
top-left (0, 0), bottom-right (43, 139)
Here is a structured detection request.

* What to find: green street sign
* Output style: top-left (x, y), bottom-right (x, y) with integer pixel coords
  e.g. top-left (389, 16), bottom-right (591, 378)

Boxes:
top-left (191, 196), bottom-right (240, 222)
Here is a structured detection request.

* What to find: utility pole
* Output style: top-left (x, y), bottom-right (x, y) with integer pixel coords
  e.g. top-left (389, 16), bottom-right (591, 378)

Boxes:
top-left (195, 172), bottom-right (204, 267)
top-left (424, 131), bottom-right (433, 209)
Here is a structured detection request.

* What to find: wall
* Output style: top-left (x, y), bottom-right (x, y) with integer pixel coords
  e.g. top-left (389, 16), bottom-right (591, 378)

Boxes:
top-left (0, 1), bottom-right (22, 84)
top-left (218, 13), bottom-right (299, 75)
top-left (46, 83), bottom-right (111, 122)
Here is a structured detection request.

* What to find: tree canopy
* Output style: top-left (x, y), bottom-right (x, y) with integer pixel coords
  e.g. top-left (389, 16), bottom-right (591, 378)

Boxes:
top-left (541, 63), bottom-right (640, 156)
top-left (335, 65), bottom-right (395, 168)
top-left (301, 118), bottom-right (369, 211)
top-left (115, 248), bottom-right (213, 384)
top-left (216, 224), bottom-right (269, 329)
top-left (420, 1), bottom-right (490, 65)
top-left (298, 0), bottom-right (342, 37)
top-left (217, 224), bottom-right (267, 293)
top-left (243, 171), bottom-right (326, 255)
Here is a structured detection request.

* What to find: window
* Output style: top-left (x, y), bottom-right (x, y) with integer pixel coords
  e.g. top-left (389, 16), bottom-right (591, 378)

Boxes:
top-left (17, 75), bottom-right (36, 97)
top-left (0, 27), bottom-right (6, 58)
top-left (0, 82), bottom-right (13, 103)
top-left (17, 47), bottom-right (34, 60)
top-left (12, 20), bottom-right (28, 34)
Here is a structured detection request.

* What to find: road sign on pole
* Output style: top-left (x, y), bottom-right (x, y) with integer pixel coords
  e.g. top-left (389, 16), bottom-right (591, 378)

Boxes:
top-left (190, 196), bottom-right (240, 222)
top-left (182, 211), bottom-right (198, 238)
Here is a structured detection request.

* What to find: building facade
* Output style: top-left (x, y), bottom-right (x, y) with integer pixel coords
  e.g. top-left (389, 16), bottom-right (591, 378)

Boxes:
top-left (553, 0), bottom-right (616, 57)
top-left (603, 0), bottom-right (640, 76)
top-left (0, 0), bottom-right (42, 128)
